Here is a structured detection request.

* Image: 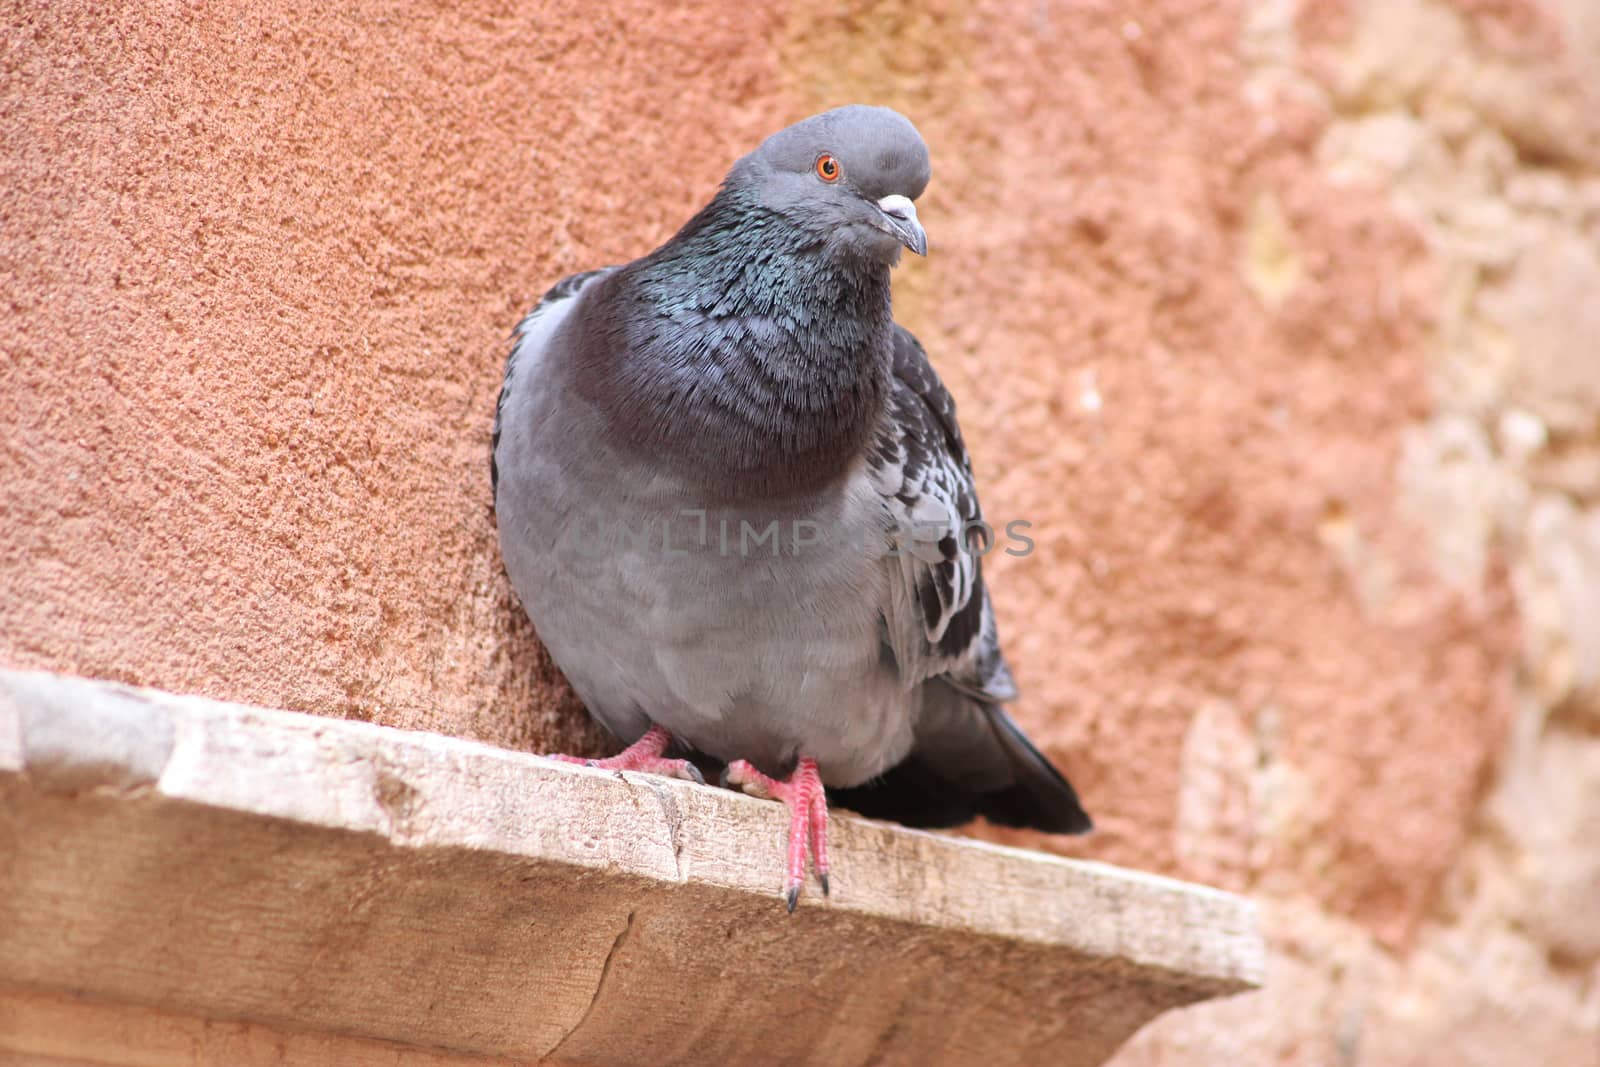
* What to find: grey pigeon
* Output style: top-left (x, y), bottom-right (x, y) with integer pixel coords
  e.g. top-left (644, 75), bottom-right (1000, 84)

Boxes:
top-left (492, 105), bottom-right (1090, 910)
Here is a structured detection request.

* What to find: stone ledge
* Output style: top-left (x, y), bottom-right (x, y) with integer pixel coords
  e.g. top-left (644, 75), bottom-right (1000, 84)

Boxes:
top-left (0, 670), bottom-right (1263, 1066)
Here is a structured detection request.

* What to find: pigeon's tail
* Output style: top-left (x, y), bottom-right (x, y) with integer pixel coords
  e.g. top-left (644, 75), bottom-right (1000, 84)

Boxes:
top-left (829, 681), bottom-right (1092, 835)
top-left (969, 705), bottom-right (1094, 834)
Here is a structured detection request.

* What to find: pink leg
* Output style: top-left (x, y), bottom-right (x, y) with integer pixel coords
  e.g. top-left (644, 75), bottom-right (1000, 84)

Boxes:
top-left (724, 756), bottom-right (831, 912)
top-left (546, 725), bottom-right (704, 784)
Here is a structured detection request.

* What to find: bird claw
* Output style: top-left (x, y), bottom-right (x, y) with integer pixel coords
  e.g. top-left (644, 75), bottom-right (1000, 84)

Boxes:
top-left (543, 726), bottom-right (704, 784)
top-left (722, 760), bottom-right (775, 799)
top-left (668, 760), bottom-right (707, 785)
top-left (724, 758), bottom-right (831, 911)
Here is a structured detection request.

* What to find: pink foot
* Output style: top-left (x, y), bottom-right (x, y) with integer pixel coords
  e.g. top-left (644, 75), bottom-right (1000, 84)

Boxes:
top-left (546, 725), bottom-right (704, 784)
top-left (724, 756), bottom-right (830, 912)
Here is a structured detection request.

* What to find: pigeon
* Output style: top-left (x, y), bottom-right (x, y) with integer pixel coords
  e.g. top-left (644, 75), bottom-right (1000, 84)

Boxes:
top-left (492, 105), bottom-right (1091, 911)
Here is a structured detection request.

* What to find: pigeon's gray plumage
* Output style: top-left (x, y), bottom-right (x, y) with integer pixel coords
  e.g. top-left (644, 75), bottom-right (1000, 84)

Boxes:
top-left (493, 105), bottom-right (1090, 905)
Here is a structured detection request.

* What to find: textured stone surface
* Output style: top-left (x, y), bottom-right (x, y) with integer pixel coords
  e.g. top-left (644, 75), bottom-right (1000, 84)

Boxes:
top-left (4, 0), bottom-right (1599, 1062)
top-left (1113, 0), bottom-right (1600, 1063)
top-left (0, 670), bottom-right (1262, 1067)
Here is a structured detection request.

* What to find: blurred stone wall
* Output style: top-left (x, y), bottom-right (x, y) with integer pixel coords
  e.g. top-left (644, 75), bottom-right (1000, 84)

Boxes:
top-left (2, 1), bottom-right (1595, 1062)
top-left (1117, 1), bottom-right (1600, 1062)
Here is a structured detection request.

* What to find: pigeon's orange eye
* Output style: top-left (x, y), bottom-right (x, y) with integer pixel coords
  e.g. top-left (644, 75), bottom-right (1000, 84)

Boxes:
top-left (815, 153), bottom-right (842, 183)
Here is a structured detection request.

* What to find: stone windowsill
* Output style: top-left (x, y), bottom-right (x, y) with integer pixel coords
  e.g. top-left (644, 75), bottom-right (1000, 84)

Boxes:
top-left (0, 670), bottom-right (1263, 1066)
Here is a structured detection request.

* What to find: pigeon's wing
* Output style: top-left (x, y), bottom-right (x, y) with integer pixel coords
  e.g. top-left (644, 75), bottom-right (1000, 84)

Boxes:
top-left (491, 268), bottom-right (614, 500)
top-left (840, 325), bottom-right (1091, 834)
top-left (868, 325), bottom-right (1013, 700)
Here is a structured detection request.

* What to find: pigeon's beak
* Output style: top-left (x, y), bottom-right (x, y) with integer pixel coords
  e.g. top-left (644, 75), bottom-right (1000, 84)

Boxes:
top-left (876, 194), bottom-right (928, 256)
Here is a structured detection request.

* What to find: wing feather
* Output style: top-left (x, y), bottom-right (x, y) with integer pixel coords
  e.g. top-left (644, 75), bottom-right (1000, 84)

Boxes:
top-left (873, 326), bottom-right (1016, 702)
top-left (850, 330), bottom-right (1091, 834)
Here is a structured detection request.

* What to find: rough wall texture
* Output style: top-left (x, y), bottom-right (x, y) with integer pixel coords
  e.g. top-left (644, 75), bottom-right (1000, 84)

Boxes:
top-left (2, 0), bottom-right (1595, 1063)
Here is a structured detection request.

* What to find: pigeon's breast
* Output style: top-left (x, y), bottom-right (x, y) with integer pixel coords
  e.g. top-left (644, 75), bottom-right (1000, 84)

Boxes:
top-left (494, 286), bottom-right (915, 785)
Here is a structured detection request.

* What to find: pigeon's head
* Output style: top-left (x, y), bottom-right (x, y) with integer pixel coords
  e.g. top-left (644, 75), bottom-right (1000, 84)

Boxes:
top-left (734, 105), bottom-right (931, 263)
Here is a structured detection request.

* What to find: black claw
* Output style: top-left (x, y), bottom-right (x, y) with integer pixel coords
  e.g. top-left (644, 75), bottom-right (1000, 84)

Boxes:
top-left (684, 763), bottom-right (706, 786)
top-left (820, 873), bottom-right (830, 896)
top-left (785, 885), bottom-right (800, 913)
